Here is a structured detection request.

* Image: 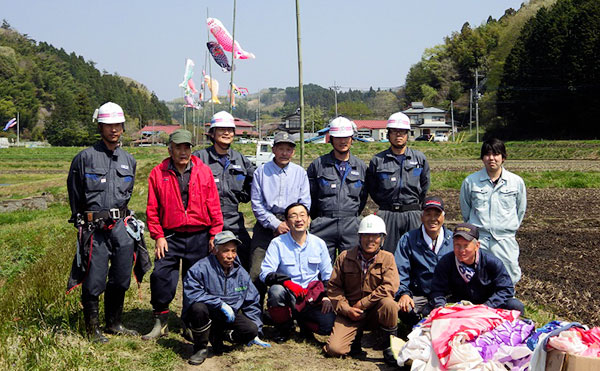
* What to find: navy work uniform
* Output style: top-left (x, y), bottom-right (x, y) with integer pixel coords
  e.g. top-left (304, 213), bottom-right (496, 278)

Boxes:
top-left (366, 147), bottom-right (430, 252)
top-left (307, 151), bottom-right (367, 264)
top-left (193, 146), bottom-right (255, 270)
top-left (66, 141), bottom-right (137, 336)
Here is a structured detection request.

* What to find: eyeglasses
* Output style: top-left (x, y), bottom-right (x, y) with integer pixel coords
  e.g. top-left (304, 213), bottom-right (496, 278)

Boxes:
top-left (388, 129), bottom-right (408, 135)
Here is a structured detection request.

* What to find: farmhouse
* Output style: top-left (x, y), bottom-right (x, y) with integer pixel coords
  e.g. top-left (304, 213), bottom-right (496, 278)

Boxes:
top-left (135, 124), bottom-right (181, 145)
top-left (403, 102), bottom-right (452, 139)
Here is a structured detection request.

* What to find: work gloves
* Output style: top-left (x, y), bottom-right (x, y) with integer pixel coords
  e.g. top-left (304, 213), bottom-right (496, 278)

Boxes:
top-left (220, 303), bottom-right (236, 323)
top-left (283, 280), bottom-right (307, 299)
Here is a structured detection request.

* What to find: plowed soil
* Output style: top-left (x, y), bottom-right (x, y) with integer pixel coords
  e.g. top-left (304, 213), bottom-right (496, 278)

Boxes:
top-left (366, 188), bottom-right (600, 326)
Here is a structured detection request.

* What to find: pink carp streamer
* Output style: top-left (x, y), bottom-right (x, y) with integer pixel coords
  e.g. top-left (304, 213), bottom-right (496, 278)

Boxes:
top-left (207, 17), bottom-right (255, 60)
top-left (187, 79), bottom-right (198, 95)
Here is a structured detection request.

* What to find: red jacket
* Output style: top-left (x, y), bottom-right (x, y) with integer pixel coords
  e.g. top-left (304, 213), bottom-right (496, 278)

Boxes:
top-left (147, 156), bottom-right (223, 240)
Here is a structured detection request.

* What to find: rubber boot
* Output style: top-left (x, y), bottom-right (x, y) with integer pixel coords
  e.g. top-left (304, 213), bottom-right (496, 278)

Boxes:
top-left (349, 329), bottom-right (366, 358)
top-left (104, 287), bottom-right (139, 336)
top-left (189, 320), bottom-right (211, 366)
top-left (83, 297), bottom-right (109, 343)
top-left (209, 324), bottom-right (233, 355)
top-left (381, 326), bottom-right (397, 365)
top-left (142, 311), bottom-right (169, 340)
top-left (273, 321), bottom-right (294, 344)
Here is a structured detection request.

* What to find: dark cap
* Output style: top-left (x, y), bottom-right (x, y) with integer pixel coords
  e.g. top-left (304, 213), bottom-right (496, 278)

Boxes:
top-left (453, 223), bottom-right (479, 241)
top-left (423, 196), bottom-right (444, 212)
top-left (273, 132), bottom-right (296, 146)
top-left (214, 231), bottom-right (242, 247)
top-left (169, 129), bottom-right (193, 145)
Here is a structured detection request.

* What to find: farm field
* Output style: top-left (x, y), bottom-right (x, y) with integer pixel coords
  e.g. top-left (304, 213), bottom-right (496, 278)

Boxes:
top-left (0, 141), bottom-right (599, 370)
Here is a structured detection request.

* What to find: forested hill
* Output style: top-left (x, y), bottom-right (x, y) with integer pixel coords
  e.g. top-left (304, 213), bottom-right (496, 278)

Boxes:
top-left (0, 23), bottom-right (171, 146)
top-left (403, 0), bottom-right (561, 136)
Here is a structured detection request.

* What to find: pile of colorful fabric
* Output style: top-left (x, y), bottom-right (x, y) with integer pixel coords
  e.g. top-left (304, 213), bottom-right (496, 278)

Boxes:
top-left (396, 304), bottom-right (600, 370)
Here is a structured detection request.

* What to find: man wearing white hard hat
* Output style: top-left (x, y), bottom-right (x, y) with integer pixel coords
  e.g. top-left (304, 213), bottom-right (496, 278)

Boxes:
top-left (324, 214), bottom-right (399, 365)
top-left (193, 111), bottom-right (255, 270)
top-left (307, 116), bottom-right (367, 264)
top-left (66, 102), bottom-right (140, 343)
top-left (366, 112), bottom-right (430, 253)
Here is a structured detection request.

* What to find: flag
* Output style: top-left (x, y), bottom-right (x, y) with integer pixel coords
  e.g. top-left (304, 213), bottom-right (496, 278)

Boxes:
top-left (3, 118), bottom-right (16, 131)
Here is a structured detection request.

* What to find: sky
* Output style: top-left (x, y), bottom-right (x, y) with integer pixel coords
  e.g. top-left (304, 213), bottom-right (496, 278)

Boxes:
top-left (1, 1), bottom-right (526, 101)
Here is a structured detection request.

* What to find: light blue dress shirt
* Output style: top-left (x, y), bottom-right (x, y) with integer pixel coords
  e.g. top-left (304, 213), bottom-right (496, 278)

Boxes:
top-left (251, 160), bottom-right (311, 230)
top-left (259, 232), bottom-right (332, 288)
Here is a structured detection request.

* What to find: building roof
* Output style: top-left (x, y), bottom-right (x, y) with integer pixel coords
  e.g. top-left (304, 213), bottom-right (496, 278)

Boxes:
top-left (138, 125), bottom-right (181, 135)
top-left (354, 120), bottom-right (388, 130)
top-left (419, 122), bottom-right (452, 129)
top-left (403, 107), bottom-right (446, 114)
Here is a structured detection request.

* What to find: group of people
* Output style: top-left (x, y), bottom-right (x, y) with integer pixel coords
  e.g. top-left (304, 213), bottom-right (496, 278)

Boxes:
top-left (66, 102), bottom-right (527, 366)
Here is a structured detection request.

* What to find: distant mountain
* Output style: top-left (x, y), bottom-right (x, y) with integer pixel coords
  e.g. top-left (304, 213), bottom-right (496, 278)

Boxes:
top-left (0, 23), bottom-right (171, 145)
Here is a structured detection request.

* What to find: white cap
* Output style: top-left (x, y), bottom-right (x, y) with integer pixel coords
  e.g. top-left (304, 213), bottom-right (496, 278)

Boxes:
top-left (210, 111), bottom-right (236, 130)
top-left (358, 214), bottom-right (387, 235)
top-left (387, 112), bottom-right (411, 130)
top-left (94, 102), bottom-right (125, 124)
top-left (329, 117), bottom-right (356, 137)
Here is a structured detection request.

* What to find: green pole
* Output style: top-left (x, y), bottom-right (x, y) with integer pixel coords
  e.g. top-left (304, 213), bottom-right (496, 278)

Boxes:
top-left (230, 0), bottom-right (237, 114)
top-left (295, 0), bottom-right (305, 167)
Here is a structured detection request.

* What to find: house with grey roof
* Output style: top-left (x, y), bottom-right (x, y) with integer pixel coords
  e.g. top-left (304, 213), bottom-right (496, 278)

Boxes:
top-left (403, 102), bottom-right (452, 140)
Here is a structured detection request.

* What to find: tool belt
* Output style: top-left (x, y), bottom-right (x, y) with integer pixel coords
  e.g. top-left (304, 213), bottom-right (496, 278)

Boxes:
top-left (318, 210), bottom-right (358, 218)
top-left (82, 208), bottom-right (130, 224)
top-left (379, 203), bottom-right (421, 212)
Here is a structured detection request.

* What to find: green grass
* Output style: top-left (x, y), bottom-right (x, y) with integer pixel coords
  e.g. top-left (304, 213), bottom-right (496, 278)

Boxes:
top-left (0, 142), bottom-right (598, 369)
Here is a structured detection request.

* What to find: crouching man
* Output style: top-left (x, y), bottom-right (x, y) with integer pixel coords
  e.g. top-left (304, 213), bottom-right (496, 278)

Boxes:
top-left (428, 223), bottom-right (524, 315)
top-left (259, 203), bottom-right (335, 343)
top-left (324, 214), bottom-right (400, 365)
top-left (182, 231), bottom-right (268, 366)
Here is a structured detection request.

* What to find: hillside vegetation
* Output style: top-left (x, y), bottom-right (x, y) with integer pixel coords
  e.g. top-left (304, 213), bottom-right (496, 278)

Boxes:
top-left (0, 23), bottom-right (171, 146)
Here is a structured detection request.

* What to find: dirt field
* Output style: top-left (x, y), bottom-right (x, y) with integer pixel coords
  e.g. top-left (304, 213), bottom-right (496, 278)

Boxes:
top-left (423, 188), bottom-right (600, 327)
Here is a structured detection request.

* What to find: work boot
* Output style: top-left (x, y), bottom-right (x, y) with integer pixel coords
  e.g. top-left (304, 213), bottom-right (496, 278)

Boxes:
top-left (142, 311), bottom-right (169, 340)
top-left (104, 287), bottom-right (139, 336)
top-left (273, 321), bottom-right (294, 343)
top-left (189, 320), bottom-right (211, 366)
top-left (83, 297), bottom-right (109, 343)
top-left (349, 329), bottom-right (367, 358)
top-left (381, 326), bottom-right (398, 365)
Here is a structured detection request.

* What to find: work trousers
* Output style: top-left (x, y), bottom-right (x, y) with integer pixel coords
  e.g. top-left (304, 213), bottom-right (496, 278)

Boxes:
top-left (377, 209), bottom-right (421, 253)
top-left (398, 295), bottom-right (428, 328)
top-left (479, 233), bottom-right (522, 284)
top-left (150, 229), bottom-right (209, 312)
top-left (267, 284), bottom-right (335, 335)
top-left (184, 302), bottom-right (258, 344)
top-left (310, 216), bottom-right (360, 265)
top-left (82, 219), bottom-right (135, 298)
top-left (324, 297), bottom-right (398, 357)
top-left (249, 222), bottom-right (276, 304)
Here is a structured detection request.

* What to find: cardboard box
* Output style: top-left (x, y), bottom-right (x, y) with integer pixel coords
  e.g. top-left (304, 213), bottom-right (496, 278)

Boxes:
top-left (546, 349), bottom-right (600, 371)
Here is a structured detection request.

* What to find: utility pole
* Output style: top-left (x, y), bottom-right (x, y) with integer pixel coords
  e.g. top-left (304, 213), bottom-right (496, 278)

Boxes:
top-left (450, 100), bottom-right (455, 142)
top-left (475, 69), bottom-right (480, 144)
top-left (469, 88), bottom-right (473, 134)
top-left (330, 81), bottom-right (341, 117)
top-left (295, 0), bottom-right (305, 166)
top-left (257, 89), bottom-right (261, 140)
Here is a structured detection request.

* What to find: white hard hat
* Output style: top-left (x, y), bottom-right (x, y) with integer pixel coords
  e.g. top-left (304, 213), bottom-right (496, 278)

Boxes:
top-left (94, 102), bottom-right (125, 124)
top-left (387, 112), bottom-right (411, 130)
top-left (358, 214), bottom-right (387, 235)
top-left (329, 116), bottom-right (356, 138)
top-left (210, 111), bottom-right (236, 130)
